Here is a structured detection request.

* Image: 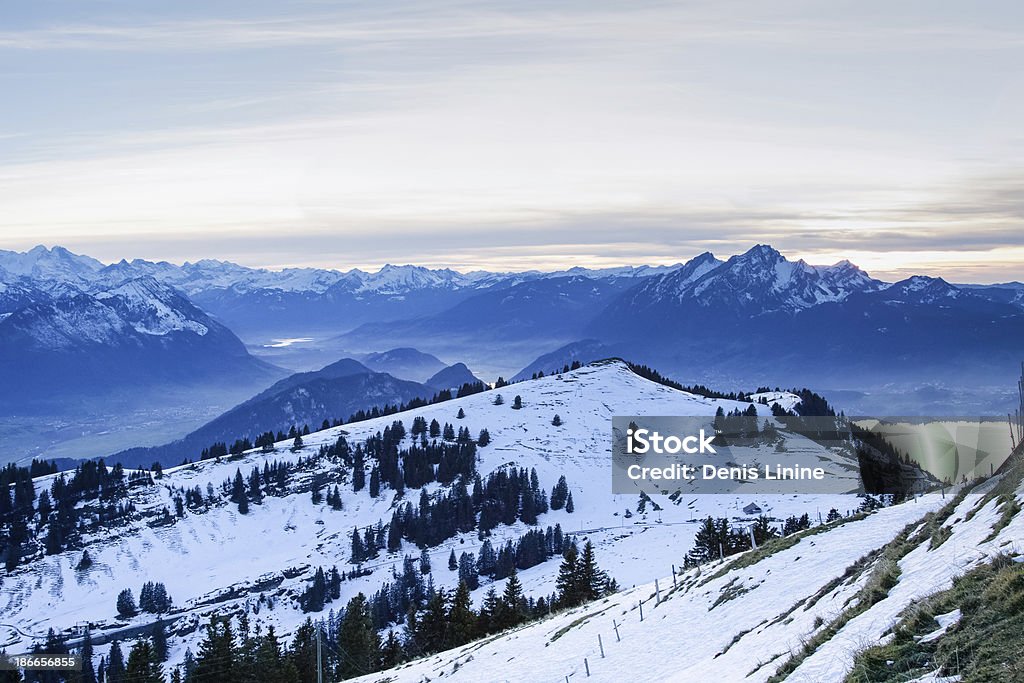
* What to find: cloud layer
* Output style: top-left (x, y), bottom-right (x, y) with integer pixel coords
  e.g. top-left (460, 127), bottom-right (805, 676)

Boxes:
top-left (1, 1), bottom-right (1022, 282)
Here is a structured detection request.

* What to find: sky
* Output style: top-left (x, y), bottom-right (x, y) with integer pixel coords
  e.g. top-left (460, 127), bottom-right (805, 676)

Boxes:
top-left (1, 0), bottom-right (1023, 282)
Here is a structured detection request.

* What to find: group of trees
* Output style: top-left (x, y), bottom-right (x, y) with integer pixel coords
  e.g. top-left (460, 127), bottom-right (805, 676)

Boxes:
top-left (529, 359), bottom-right (583, 379)
top-left (684, 512), bottom-right (820, 566)
top-left (116, 581), bottom-right (172, 618)
top-left (9, 541), bottom-right (614, 683)
top-left (685, 515), bottom-right (781, 565)
top-left (1, 459), bottom-right (146, 570)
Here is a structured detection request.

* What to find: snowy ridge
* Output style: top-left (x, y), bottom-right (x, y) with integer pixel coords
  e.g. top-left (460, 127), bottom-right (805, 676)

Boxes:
top-left (0, 362), bottom-right (835, 664)
top-left (349, 472), bottom-right (1024, 683)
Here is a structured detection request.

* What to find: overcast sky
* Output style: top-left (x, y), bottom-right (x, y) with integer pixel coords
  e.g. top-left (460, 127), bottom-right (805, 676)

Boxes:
top-left (1, 1), bottom-right (1022, 281)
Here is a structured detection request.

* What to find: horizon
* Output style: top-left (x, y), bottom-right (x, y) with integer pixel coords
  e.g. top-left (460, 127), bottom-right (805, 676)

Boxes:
top-left (6, 241), bottom-right (1022, 286)
top-left (2, 2), bottom-right (1024, 283)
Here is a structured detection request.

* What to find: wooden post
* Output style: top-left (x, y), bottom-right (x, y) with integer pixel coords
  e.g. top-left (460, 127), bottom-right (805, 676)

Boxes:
top-left (655, 579), bottom-right (661, 604)
top-left (585, 658), bottom-right (590, 677)
top-left (639, 600), bottom-right (644, 621)
top-left (598, 634), bottom-right (605, 658)
top-left (672, 564), bottom-right (677, 587)
top-left (613, 619), bottom-right (621, 642)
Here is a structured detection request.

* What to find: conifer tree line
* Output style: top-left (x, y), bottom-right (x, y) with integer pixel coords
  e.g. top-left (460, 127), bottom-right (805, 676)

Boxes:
top-left (5, 542), bottom-right (614, 682)
top-left (193, 380), bottom-right (490, 467)
top-left (355, 523), bottom-right (575, 626)
top-left (1, 460), bottom-right (144, 569)
top-left (115, 582), bottom-right (173, 618)
top-left (683, 513), bottom-right (816, 566)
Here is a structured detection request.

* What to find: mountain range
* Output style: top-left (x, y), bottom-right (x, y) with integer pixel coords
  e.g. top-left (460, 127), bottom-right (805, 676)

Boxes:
top-left (1, 243), bottom-right (1022, 465)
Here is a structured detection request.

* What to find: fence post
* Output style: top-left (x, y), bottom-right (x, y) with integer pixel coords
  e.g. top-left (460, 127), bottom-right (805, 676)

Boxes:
top-left (639, 601), bottom-right (644, 621)
top-left (672, 564), bottom-right (677, 587)
top-left (585, 658), bottom-right (590, 677)
top-left (655, 579), bottom-right (661, 604)
top-left (613, 619), bottom-right (621, 642)
top-left (599, 634), bottom-right (605, 658)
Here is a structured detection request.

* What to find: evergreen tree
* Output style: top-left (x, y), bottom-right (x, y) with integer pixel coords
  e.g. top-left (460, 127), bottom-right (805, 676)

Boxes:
top-left (458, 552), bottom-right (479, 590)
top-left (477, 428), bottom-right (491, 446)
top-left (576, 541), bottom-right (609, 602)
top-left (336, 594), bottom-right (379, 680)
top-left (195, 617), bottom-right (236, 683)
top-left (551, 414), bottom-right (562, 426)
top-left (448, 581), bottom-right (476, 646)
top-left (369, 466), bottom-right (380, 498)
top-left (351, 527), bottom-right (364, 563)
top-left (499, 570), bottom-right (527, 628)
top-left (555, 544), bottom-right (580, 607)
top-left (456, 408), bottom-right (465, 419)
top-left (116, 589), bottom-right (137, 618)
top-left (413, 588), bottom-right (448, 654)
top-left (419, 548), bottom-right (431, 574)
top-left (550, 475), bottom-right (569, 510)
top-left (181, 649), bottom-right (197, 682)
top-left (125, 640), bottom-right (163, 683)
top-left (565, 491), bottom-right (574, 513)
top-left (107, 641), bottom-right (125, 683)
top-left (292, 435), bottom-right (304, 451)
top-left (379, 631), bottom-right (403, 670)
top-left (80, 627), bottom-right (97, 683)
top-left (151, 620), bottom-right (168, 663)
top-left (512, 395), bottom-right (523, 410)
top-left (429, 419), bottom-right (441, 438)
top-left (448, 549), bottom-right (458, 571)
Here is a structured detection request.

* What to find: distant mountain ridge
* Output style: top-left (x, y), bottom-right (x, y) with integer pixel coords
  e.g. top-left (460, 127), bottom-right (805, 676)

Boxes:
top-left (109, 358), bottom-right (436, 468)
top-left (0, 271), bottom-right (281, 412)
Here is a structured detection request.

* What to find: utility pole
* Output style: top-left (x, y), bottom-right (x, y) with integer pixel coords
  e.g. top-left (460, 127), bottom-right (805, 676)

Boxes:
top-left (316, 622), bottom-right (323, 683)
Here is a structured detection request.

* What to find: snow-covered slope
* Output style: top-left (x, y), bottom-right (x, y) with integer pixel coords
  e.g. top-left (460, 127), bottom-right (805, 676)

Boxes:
top-left (349, 468), bottom-right (1024, 683)
top-left (0, 362), bottom-right (831, 663)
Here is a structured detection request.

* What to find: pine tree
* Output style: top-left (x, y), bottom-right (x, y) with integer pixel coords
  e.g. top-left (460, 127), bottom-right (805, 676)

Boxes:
top-left (550, 475), bottom-right (569, 510)
top-left (116, 589), bottom-right (137, 618)
top-left (512, 395), bottom-right (523, 409)
top-left (565, 491), bottom-right (574, 513)
top-left (448, 549), bottom-right (458, 571)
top-left (151, 619), bottom-right (168, 662)
top-left (292, 435), bottom-right (304, 451)
top-left (576, 541), bottom-right (608, 601)
top-left (456, 408), bottom-right (465, 419)
top-left (414, 588), bottom-right (448, 654)
top-left (125, 640), bottom-right (163, 683)
top-left (419, 548), bottom-right (431, 574)
top-left (195, 617), bottom-right (235, 682)
top-left (107, 641), bottom-right (126, 683)
top-left (369, 466), bottom-right (380, 498)
top-left (499, 570), bottom-right (527, 628)
top-left (379, 631), bottom-right (403, 670)
top-left (336, 594), bottom-right (379, 679)
top-left (477, 428), bottom-right (491, 446)
top-left (555, 544), bottom-right (580, 607)
top-left (551, 414), bottom-right (562, 426)
top-left (351, 527), bottom-right (364, 563)
top-left (80, 627), bottom-right (97, 683)
top-left (448, 581), bottom-right (476, 646)
top-left (493, 394), bottom-right (504, 406)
